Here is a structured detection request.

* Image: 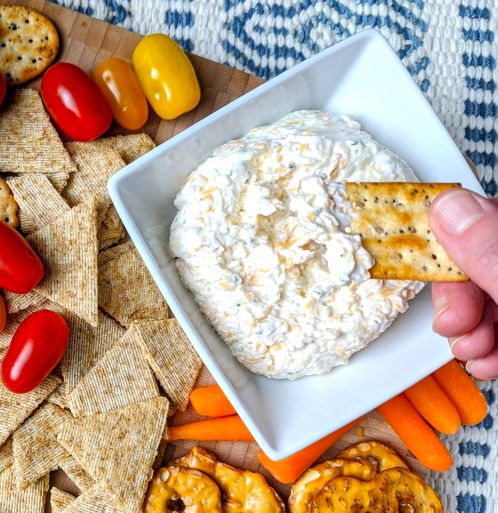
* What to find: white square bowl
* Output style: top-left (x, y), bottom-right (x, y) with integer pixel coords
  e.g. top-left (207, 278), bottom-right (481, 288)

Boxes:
top-left (108, 29), bottom-right (483, 460)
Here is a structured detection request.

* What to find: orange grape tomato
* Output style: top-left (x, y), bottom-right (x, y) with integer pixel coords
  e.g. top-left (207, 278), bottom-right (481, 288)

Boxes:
top-left (94, 57), bottom-right (149, 130)
top-left (0, 296), bottom-right (6, 334)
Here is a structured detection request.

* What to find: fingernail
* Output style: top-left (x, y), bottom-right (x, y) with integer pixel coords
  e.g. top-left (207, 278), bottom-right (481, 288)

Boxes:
top-left (450, 336), bottom-right (466, 355)
top-left (432, 189), bottom-right (485, 234)
top-left (465, 360), bottom-right (474, 374)
top-left (432, 295), bottom-right (449, 329)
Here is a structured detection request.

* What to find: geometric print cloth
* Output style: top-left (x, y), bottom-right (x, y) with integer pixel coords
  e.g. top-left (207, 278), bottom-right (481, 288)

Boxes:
top-left (50, 0), bottom-right (498, 511)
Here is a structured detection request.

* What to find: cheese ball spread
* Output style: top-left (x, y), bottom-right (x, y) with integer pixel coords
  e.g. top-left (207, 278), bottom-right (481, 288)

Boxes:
top-left (170, 111), bottom-right (423, 379)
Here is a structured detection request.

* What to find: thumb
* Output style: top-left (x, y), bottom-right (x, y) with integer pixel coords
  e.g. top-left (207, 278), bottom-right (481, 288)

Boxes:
top-left (429, 188), bottom-right (498, 304)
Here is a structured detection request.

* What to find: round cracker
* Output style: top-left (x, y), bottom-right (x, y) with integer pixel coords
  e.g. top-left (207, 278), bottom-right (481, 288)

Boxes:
top-left (0, 5), bottom-right (59, 84)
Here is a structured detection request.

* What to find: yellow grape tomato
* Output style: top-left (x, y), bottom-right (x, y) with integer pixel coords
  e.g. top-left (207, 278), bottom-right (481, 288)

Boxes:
top-left (94, 57), bottom-right (149, 130)
top-left (132, 34), bottom-right (201, 120)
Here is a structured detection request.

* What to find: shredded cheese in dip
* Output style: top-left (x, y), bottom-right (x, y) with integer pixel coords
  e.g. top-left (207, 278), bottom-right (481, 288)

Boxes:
top-left (170, 111), bottom-right (423, 379)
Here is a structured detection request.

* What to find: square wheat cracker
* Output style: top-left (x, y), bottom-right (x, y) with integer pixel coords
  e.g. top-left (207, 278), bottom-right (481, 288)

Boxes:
top-left (50, 487), bottom-right (76, 513)
top-left (58, 397), bottom-right (169, 511)
top-left (6, 174), bottom-right (70, 234)
top-left (130, 319), bottom-right (202, 411)
top-left (27, 198), bottom-right (99, 326)
top-left (13, 403), bottom-right (71, 490)
top-left (345, 182), bottom-right (468, 281)
top-left (62, 310), bottom-right (125, 392)
top-left (0, 368), bottom-right (60, 446)
top-left (63, 148), bottom-right (125, 224)
top-left (0, 465), bottom-right (48, 513)
top-left (0, 438), bottom-right (13, 474)
top-left (98, 246), bottom-right (168, 327)
top-left (98, 241), bottom-right (135, 267)
top-left (2, 289), bottom-right (46, 315)
top-left (0, 89), bottom-right (77, 176)
top-left (67, 329), bottom-right (159, 417)
top-left (56, 484), bottom-right (122, 513)
top-left (65, 133), bottom-right (156, 164)
top-left (47, 382), bottom-right (70, 409)
top-left (57, 450), bottom-right (94, 492)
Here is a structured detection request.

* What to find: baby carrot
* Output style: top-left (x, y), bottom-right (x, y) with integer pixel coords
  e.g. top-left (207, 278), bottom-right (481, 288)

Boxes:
top-left (190, 384), bottom-right (237, 417)
top-left (377, 394), bottom-right (453, 472)
top-left (169, 415), bottom-right (255, 442)
top-left (258, 419), bottom-right (359, 484)
top-left (404, 375), bottom-right (461, 434)
top-left (432, 360), bottom-right (488, 426)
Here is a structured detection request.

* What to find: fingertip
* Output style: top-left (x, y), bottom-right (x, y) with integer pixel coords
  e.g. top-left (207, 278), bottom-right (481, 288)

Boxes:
top-left (466, 346), bottom-right (498, 381)
top-left (432, 282), bottom-right (485, 337)
top-left (450, 304), bottom-right (495, 361)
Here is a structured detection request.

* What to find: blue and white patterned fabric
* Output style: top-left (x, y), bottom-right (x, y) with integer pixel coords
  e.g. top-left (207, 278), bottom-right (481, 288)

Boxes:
top-left (50, 0), bottom-right (498, 511)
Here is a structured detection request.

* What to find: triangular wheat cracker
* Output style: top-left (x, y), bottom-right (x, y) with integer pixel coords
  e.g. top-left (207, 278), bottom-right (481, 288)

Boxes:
top-left (98, 247), bottom-right (168, 327)
top-left (50, 487), bottom-right (76, 513)
top-left (62, 311), bottom-right (125, 393)
top-left (0, 465), bottom-right (48, 513)
top-left (65, 133), bottom-right (155, 164)
top-left (68, 330), bottom-right (159, 416)
top-left (27, 199), bottom-right (99, 326)
top-left (0, 371), bottom-right (60, 446)
top-left (58, 397), bottom-right (169, 510)
top-left (7, 174), bottom-right (70, 234)
top-left (0, 89), bottom-right (77, 176)
top-left (57, 450), bottom-right (94, 492)
top-left (130, 319), bottom-right (201, 411)
top-left (63, 149), bottom-right (125, 224)
top-left (13, 403), bottom-right (70, 489)
top-left (0, 302), bottom-right (47, 348)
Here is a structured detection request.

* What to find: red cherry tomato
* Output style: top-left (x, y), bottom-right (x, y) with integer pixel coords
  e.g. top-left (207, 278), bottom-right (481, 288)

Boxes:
top-left (0, 221), bottom-right (44, 294)
top-left (0, 72), bottom-right (6, 107)
top-left (0, 296), bottom-right (6, 334)
top-left (41, 62), bottom-right (112, 141)
top-left (1, 309), bottom-right (69, 394)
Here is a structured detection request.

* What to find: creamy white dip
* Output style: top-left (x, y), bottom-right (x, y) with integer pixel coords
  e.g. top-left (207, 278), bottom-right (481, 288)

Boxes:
top-left (170, 111), bottom-right (423, 379)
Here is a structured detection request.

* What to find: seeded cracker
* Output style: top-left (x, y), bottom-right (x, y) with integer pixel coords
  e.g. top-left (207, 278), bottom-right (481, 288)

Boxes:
top-left (63, 149), bottom-right (126, 224)
top-left (50, 487), bottom-right (76, 513)
top-left (58, 397), bottom-right (169, 511)
top-left (27, 198), bottom-right (99, 326)
top-left (98, 246), bottom-right (169, 327)
top-left (7, 174), bottom-right (70, 234)
top-left (65, 133), bottom-right (156, 164)
top-left (0, 5), bottom-right (58, 84)
top-left (0, 371), bottom-right (60, 446)
top-left (57, 451), bottom-right (94, 492)
top-left (13, 403), bottom-right (70, 489)
top-left (0, 466), bottom-right (48, 513)
top-left (130, 319), bottom-right (202, 411)
top-left (0, 89), bottom-right (77, 178)
top-left (0, 177), bottom-right (18, 227)
top-left (62, 311), bottom-right (125, 392)
top-left (68, 330), bottom-right (159, 417)
top-left (345, 182), bottom-right (467, 281)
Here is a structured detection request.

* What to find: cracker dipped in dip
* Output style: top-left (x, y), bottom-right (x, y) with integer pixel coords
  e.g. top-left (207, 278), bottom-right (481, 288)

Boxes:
top-left (169, 111), bottom-right (423, 379)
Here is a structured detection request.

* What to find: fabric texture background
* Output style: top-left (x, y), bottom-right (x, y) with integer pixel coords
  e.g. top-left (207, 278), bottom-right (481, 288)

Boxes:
top-left (49, 0), bottom-right (498, 511)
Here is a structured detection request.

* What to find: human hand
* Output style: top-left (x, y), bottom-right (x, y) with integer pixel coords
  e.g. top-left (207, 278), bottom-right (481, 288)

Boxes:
top-left (429, 188), bottom-right (498, 380)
